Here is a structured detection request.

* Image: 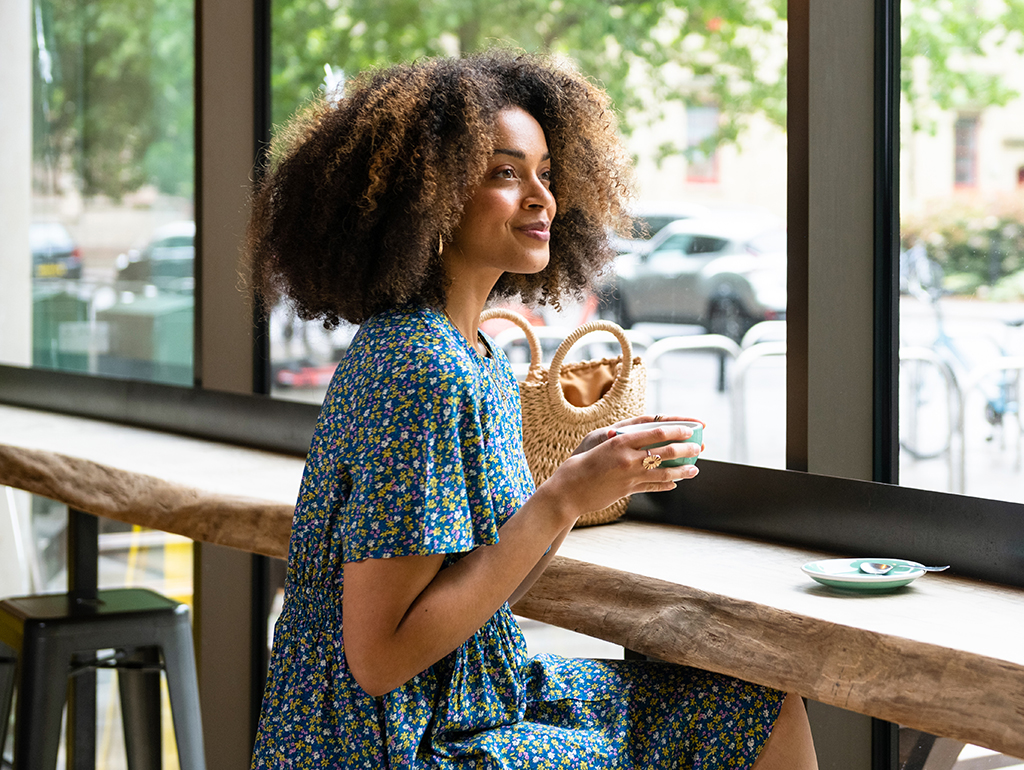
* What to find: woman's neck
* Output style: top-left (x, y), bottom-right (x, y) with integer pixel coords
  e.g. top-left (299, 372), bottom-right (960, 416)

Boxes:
top-left (441, 305), bottom-right (487, 356)
top-left (441, 269), bottom-right (497, 356)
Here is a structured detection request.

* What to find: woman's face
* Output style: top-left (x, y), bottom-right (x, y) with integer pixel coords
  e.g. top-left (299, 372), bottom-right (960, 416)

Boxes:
top-left (445, 107), bottom-right (556, 284)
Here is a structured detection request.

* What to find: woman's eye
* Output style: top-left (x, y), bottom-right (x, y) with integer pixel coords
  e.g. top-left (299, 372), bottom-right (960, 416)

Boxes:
top-left (495, 168), bottom-right (516, 179)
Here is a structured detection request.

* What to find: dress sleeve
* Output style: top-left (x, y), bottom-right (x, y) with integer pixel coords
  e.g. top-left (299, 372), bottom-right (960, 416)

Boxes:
top-left (340, 341), bottom-right (500, 562)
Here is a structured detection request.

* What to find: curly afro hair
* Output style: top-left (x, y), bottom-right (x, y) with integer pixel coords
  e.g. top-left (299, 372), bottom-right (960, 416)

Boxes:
top-left (246, 49), bottom-right (637, 327)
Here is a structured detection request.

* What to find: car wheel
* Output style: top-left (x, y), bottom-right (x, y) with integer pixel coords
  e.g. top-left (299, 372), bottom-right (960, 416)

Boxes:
top-left (594, 289), bottom-right (618, 323)
top-left (596, 288), bottom-right (633, 328)
top-left (707, 297), bottom-right (749, 343)
top-left (614, 295), bottom-right (634, 328)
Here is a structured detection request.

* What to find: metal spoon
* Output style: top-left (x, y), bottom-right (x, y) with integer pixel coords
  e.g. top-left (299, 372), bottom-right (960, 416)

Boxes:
top-left (859, 562), bottom-right (949, 575)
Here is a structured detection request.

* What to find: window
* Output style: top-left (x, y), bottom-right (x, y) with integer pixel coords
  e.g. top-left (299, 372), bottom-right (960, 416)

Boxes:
top-left (953, 115), bottom-right (979, 187)
top-left (0, 0), bottom-right (195, 386)
top-left (689, 236), bottom-right (730, 254)
top-left (899, 7), bottom-right (1024, 762)
top-left (267, 0), bottom-right (789, 471)
top-left (900, 13), bottom-right (1024, 507)
top-left (0, 1), bottom-right (197, 763)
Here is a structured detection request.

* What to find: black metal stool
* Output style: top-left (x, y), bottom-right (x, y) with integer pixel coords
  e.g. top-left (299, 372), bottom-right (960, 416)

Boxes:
top-left (0, 587), bottom-right (205, 769)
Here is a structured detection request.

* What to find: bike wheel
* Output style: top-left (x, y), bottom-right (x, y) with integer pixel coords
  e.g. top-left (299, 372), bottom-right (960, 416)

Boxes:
top-left (899, 357), bottom-right (954, 460)
top-left (707, 297), bottom-right (750, 343)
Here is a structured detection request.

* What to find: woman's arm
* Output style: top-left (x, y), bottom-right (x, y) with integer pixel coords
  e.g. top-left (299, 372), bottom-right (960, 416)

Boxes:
top-left (502, 413), bottom-right (706, 605)
top-left (343, 480), bottom-right (571, 697)
top-left (506, 521), bottom-right (573, 606)
top-left (343, 421), bottom-right (699, 697)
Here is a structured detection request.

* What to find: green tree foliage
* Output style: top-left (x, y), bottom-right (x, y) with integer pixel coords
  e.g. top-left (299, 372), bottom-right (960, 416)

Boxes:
top-left (30, 0), bottom-right (1024, 199)
top-left (902, 0), bottom-right (1024, 134)
top-left (33, 0), bottom-right (193, 200)
top-left (272, 0), bottom-right (1024, 160)
top-left (269, 0), bottom-right (789, 158)
top-left (903, 196), bottom-right (1024, 293)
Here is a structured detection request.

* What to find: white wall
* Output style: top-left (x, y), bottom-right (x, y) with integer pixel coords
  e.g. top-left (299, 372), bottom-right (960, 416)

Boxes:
top-left (0, 0), bottom-right (33, 367)
top-left (628, 101), bottom-right (789, 220)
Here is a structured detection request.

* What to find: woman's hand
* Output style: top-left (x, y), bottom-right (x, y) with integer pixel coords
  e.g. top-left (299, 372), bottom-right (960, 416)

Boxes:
top-left (542, 418), bottom-right (701, 523)
top-left (570, 414), bottom-right (705, 456)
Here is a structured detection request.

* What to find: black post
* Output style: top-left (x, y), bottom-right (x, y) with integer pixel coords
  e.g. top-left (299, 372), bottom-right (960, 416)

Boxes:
top-left (66, 508), bottom-right (98, 770)
top-left (251, 0), bottom-right (272, 398)
top-left (872, 0), bottom-right (901, 763)
top-left (67, 508), bottom-right (98, 602)
top-left (873, 0), bottom-right (900, 490)
top-left (872, 719), bottom-right (900, 770)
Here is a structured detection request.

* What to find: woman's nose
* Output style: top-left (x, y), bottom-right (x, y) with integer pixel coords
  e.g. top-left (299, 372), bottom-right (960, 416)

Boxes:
top-left (524, 177), bottom-right (555, 209)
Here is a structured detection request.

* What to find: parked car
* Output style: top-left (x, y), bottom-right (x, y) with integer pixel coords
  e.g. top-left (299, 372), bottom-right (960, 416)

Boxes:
top-left (115, 220), bottom-right (195, 293)
top-left (30, 221), bottom-right (82, 280)
top-left (610, 201), bottom-right (711, 255)
top-left (599, 216), bottom-right (787, 341)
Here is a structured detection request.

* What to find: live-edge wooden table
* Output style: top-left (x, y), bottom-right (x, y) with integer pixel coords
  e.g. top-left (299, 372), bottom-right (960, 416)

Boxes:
top-left (1, 404), bottom-right (1022, 759)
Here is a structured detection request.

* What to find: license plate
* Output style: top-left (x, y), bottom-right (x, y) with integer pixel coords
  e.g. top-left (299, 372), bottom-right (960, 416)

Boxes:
top-left (37, 263), bottom-right (67, 278)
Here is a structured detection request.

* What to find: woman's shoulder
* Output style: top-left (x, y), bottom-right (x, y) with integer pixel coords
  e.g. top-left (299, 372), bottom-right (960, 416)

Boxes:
top-left (348, 306), bottom-right (449, 364)
top-left (336, 306), bottom-right (478, 389)
top-left (356, 306), bottom-right (440, 348)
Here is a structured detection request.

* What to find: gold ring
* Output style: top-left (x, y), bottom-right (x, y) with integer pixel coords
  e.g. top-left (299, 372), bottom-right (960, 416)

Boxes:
top-left (642, 450), bottom-right (662, 470)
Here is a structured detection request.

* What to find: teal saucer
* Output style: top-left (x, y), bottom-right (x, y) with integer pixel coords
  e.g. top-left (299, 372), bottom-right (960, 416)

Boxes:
top-left (801, 558), bottom-right (926, 591)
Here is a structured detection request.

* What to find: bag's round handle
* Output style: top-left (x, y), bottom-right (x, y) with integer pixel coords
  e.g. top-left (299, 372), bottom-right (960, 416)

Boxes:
top-left (547, 320), bottom-right (634, 420)
top-left (479, 308), bottom-right (544, 377)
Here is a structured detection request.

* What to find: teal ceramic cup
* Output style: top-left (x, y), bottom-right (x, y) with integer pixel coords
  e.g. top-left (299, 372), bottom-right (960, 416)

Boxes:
top-left (615, 419), bottom-right (704, 466)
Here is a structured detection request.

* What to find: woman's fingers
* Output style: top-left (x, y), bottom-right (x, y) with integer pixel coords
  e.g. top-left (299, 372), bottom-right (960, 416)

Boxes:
top-left (634, 469), bottom-right (698, 494)
top-left (640, 468), bottom-right (698, 492)
top-left (636, 440), bottom-right (701, 464)
top-left (571, 426), bottom-right (619, 456)
top-left (636, 461), bottom-right (699, 483)
top-left (657, 414), bottom-right (704, 424)
top-left (608, 414), bottom-right (690, 429)
top-left (616, 423), bottom-right (695, 449)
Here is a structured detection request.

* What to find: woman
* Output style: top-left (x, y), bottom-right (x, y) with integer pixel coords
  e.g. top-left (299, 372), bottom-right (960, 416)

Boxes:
top-left (248, 50), bottom-right (816, 769)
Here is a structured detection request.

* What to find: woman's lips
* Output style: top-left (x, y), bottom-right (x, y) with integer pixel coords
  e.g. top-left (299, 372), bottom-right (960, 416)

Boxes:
top-left (518, 224), bottom-right (551, 242)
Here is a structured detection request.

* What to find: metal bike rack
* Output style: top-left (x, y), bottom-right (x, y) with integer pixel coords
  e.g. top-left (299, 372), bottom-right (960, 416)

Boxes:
top-left (960, 355), bottom-right (1024, 474)
top-left (729, 341), bottom-right (786, 463)
top-left (740, 320), bottom-right (787, 349)
top-left (898, 346), bottom-right (964, 493)
top-left (644, 335), bottom-right (742, 414)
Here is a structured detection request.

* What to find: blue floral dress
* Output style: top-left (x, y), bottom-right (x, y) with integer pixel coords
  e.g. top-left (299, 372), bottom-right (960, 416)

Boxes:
top-left (251, 306), bottom-right (784, 769)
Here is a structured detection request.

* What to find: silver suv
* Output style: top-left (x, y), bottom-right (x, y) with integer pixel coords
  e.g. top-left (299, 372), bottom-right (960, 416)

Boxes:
top-left (599, 216), bottom-right (787, 342)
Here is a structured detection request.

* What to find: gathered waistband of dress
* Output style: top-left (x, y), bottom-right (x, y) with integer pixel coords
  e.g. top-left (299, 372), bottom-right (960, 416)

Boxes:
top-left (278, 580), bottom-right (344, 627)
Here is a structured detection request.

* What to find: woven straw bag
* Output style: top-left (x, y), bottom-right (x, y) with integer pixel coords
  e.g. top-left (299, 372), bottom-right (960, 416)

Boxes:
top-left (480, 308), bottom-right (647, 527)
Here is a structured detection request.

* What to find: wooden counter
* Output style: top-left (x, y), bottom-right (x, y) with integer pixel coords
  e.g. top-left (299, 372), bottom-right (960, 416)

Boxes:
top-left (517, 523), bottom-right (1024, 758)
top-left (0, 404), bottom-right (300, 559)
top-left (1, 404), bottom-right (1022, 757)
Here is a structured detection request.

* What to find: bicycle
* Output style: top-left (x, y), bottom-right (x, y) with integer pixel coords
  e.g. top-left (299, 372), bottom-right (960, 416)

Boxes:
top-left (899, 245), bottom-right (1020, 461)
